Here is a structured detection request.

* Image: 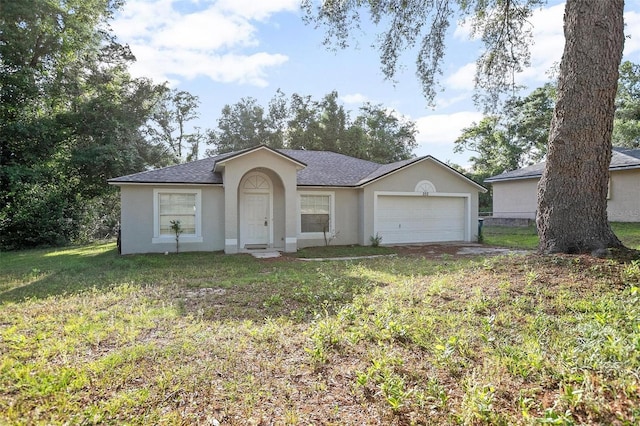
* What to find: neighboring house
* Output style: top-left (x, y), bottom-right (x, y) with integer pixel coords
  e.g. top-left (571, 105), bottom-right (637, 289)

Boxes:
top-left (109, 145), bottom-right (486, 254)
top-left (485, 147), bottom-right (640, 222)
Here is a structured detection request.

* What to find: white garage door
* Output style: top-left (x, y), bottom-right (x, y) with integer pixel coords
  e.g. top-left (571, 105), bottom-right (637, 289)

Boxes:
top-left (376, 195), bottom-right (466, 244)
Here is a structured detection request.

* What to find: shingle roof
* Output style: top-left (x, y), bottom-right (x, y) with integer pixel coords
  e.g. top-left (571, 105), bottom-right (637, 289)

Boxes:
top-left (108, 146), bottom-right (482, 189)
top-left (280, 150), bottom-right (381, 186)
top-left (358, 157), bottom-right (419, 184)
top-left (108, 157), bottom-right (222, 184)
top-left (484, 147), bottom-right (640, 183)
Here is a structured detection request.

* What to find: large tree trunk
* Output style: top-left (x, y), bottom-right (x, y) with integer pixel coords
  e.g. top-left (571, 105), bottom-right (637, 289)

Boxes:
top-left (536, 0), bottom-right (625, 254)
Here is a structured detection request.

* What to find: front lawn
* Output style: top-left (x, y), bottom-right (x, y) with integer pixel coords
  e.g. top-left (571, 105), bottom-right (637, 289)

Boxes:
top-left (1, 243), bottom-right (639, 424)
top-left (483, 221), bottom-right (640, 250)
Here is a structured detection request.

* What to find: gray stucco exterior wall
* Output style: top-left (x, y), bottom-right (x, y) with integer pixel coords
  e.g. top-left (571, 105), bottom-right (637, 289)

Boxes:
top-left (119, 185), bottom-right (224, 255)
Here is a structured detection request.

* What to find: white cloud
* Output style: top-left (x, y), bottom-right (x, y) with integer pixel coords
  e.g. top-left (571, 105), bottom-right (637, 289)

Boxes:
top-left (625, 10), bottom-right (640, 57)
top-left (128, 43), bottom-right (287, 86)
top-left (445, 62), bottom-right (476, 91)
top-left (435, 93), bottom-right (473, 109)
top-left (415, 111), bottom-right (484, 146)
top-left (112, 0), bottom-right (295, 85)
top-left (453, 16), bottom-right (474, 40)
top-left (340, 93), bottom-right (369, 104)
top-left (521, 3), bottom-right (564, 84)
top-left (448, 3), bottom-right (564, 91)
top-left (111, 0), bottom-right (180, 40)
top-left (151, 9), bottom-right (257, 51)
top-left (216, 0), bottom-right (299, 21)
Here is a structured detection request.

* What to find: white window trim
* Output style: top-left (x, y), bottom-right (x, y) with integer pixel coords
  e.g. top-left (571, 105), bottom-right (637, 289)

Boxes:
top-left (297, 191), bottom-right (335, 239)
top-left (152, 189), bottom-right (203, 244)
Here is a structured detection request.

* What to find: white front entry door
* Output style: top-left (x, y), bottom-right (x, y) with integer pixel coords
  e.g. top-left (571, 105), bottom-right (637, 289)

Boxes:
top-left (244, 192), bottom-right (270, 246)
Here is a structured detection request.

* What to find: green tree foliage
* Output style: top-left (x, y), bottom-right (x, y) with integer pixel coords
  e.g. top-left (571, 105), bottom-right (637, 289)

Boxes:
top-left (455, 83), bottom-right (556, 176)
top-left (455, 116), bottom-right (520, 177)
top-left (0, 0), bottom-right (178, 249)
top-left (285, 93), bottom-right (324, 151)
top-left (504, 83), bottom-right (556, 164)
top-left (349, 103), bottom-right (417, 163)
top-left (457, 62), bottom-right (639, 178)
top-left (69, 71), bottom-right (173, 198)
top-left (613, 61), bottom-right (640, 148)
top-left (207, 90), bottom-right (417, 163)
top-left (265, 88), bottom-right (288, 149)
top-left (209, 97), bottom-right (269, 153)
top-left (148, 89), bottom-right (204, 163)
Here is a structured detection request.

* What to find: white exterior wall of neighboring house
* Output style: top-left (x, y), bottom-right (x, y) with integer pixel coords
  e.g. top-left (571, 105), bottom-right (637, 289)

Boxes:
top-left (296, 187), bottom-right (360, 249)
top-left (491, 179), bottom-right (538, 219)
top-left (607, 169), bottom-right (640, 222)
top-left (491, 169), bottom-right (640, 222)
top-left (119, 185), bottom-right (225, 255)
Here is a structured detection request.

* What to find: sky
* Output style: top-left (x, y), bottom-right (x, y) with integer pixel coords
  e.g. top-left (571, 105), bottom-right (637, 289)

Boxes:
top-left (111, 0), bottom-right (640, 166)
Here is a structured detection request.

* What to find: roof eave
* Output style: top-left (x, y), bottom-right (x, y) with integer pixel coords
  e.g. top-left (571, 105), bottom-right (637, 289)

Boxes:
top-left (296, 184), bottom-right (358, 188)
top-left (108, 181), bottom-right (223, 186)
top-left (213, 145), bottom-right (307, 172)
top-left (609, 164), bottom-right (640, 172)
top-left (484, 175), bottom-right (542, 183)
top-left (486, 163), bottom-right (640, 183)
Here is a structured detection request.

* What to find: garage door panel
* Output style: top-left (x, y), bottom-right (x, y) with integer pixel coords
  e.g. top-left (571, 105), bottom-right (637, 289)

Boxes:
top-left (376, 196), bottom-right (465, 244)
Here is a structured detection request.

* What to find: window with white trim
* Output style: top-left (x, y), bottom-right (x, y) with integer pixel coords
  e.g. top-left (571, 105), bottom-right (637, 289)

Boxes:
top-left (299, 192), bottom-right (334, 235)
top-left (153, 189), bottom-right (202, 243)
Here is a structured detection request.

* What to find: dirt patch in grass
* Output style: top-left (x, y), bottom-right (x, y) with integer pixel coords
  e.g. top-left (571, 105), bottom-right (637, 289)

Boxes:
top-left (277, 243), bottom-right (530, 262)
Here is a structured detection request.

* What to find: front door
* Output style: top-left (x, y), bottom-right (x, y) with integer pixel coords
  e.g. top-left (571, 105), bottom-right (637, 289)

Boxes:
top-left (244, 192), bottom-right (270, 246)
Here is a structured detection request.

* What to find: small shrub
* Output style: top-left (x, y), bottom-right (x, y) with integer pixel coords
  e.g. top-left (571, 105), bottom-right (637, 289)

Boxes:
top-left (170, 220), bottom-right (183, 253)
top-left (370, 233), bottom-right (383, 247)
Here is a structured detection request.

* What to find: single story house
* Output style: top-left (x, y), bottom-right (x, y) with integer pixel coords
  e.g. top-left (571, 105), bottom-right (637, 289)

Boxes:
top-left (485, 147), bottom-right (640, 222)
top-left (109, 145), bottom-right (487, 254)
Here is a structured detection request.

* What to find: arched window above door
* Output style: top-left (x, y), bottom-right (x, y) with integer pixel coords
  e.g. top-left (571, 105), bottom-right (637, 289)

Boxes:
top-left (243, 173), bottom-right (270, 190)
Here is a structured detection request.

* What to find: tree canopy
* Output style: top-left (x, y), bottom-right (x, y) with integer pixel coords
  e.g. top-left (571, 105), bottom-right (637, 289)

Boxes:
top-left (207, 90), bottom-right (417, 163)
top-left (457, 61), bottom-right (640, 179)
top-left (0, 0), bottom-right (198, 249)
top-left (303, 0), bottom-right (545, 110)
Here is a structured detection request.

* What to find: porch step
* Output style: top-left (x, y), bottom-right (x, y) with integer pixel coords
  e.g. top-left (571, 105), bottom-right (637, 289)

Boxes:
top-left (245, 244), bottom-right (268, 250)
top-left (251, 251), bottom-right (281, 259)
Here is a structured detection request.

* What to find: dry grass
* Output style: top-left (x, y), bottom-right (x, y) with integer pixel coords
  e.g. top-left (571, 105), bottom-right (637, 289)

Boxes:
top-left (1, 243), bottom-right (639, 425)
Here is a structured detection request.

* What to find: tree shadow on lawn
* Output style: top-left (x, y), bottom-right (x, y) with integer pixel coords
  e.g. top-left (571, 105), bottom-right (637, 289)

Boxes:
top-left (1, 247), bottom-right (432, 324)
top-left (0, 245), bottom-right (227, 304)
top-left (0, 244), bottom-right (123, 303)
top-left (158, 255), bottom-right (427, 323)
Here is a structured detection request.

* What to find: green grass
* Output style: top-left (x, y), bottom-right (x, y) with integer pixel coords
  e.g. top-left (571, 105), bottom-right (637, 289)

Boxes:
top-left (483, 221), bottom-right (640, 250)
top-left (1, 242), bottom-right (640, 424)
top-left (611, 222), bottom-right (640, 249)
